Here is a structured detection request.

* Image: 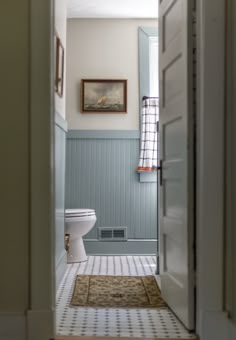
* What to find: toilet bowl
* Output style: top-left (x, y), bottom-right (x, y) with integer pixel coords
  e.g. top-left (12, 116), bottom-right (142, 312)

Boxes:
top-left (65, 209), bottom-right (96, 263)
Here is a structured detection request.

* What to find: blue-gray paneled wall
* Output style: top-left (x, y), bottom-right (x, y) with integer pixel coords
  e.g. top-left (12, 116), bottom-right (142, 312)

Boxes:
top-left (55, 114), bottom-right (67, 289)
top-left (66, 130), bottom-right (157, 254)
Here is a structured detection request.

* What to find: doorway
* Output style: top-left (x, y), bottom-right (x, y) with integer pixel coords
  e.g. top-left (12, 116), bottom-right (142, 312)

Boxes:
top-left (54, 1), bottom-right (197, 338)
top-left (56, 12), bottom-right (165, 339)
top-left (27, 0), bottom-right (229, 339)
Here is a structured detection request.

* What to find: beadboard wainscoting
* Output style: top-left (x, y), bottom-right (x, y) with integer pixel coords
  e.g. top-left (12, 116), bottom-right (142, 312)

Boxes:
top-left (65, 130), bottom-right (158, 255)
top-left (55, 113), bottom-right (67, 289)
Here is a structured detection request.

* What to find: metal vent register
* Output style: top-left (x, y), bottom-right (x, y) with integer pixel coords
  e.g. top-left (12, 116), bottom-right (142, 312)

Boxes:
top-left (98, 227), bottom-right (127, 241)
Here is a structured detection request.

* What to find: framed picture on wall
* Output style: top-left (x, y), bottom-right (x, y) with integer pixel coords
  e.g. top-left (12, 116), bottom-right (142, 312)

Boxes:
top-left (55, 34), bottom-right (64, 97)
top-left (81, 79), bottom-right (127, 113)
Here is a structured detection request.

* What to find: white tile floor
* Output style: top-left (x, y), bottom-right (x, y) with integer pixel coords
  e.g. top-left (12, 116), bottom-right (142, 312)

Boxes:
top-left (56, 256), bottom-right (196, 338)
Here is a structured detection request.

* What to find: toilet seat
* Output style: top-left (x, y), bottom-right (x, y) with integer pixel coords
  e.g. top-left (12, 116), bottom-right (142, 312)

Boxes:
top-left (66, 208), bottom-right (95, 217)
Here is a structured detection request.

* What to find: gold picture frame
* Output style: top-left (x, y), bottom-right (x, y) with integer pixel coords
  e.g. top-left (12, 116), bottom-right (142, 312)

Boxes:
top-left (81, 79), bottom-right (127, 113)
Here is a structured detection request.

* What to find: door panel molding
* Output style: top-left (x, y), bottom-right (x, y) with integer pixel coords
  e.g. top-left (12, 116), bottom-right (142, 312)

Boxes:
top-left (159, 0), bottom-right (195, 330)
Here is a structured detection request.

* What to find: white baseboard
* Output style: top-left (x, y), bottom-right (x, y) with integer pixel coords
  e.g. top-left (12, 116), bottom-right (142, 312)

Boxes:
top-left (56, 249), bottom-right (67, 290)
top-left (27, 309), bottom-right (54, 340)
top-left (0, 312), bottom-right (26, 340)
top-left (84, 239), bottom-right (157, 255)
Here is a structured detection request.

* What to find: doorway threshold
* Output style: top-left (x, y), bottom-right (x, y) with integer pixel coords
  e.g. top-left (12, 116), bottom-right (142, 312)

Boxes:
top-left (55, 336), bottom-right (198, 340)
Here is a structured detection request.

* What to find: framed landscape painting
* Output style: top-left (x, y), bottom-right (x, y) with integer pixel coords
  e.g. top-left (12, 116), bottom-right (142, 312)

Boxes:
top-left (81, 79), bottom-right (127, 113)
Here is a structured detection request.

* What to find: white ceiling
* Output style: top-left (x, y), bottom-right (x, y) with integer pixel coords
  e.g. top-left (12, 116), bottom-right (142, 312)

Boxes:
top-left (67, 0), bottom-right (158, 19)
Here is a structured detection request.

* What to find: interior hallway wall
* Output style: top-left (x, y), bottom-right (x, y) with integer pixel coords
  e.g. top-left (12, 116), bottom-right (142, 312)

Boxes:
top-left (0, 1), bottom-right (30, 315)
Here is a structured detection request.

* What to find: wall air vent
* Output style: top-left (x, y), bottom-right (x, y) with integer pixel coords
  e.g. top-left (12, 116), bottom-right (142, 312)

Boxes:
top-left (100, 229), bottom-right (113, 239)
top-left (98, 227), bottom-right (127, 241)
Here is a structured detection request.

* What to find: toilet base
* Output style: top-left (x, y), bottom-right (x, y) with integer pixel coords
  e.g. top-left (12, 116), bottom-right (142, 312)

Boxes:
top-left (67, 236), bottom-right (87, 263)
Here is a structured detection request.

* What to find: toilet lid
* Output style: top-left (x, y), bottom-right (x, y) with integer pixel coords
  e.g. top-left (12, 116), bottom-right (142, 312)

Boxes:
top-left (65, 208), bottom-right (95, 217)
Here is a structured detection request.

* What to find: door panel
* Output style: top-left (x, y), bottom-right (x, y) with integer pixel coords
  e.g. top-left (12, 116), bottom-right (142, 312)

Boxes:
top-left (164, 118), bottom-right (183, 158)
top-left (163, 57), bottom-right (184, 103)
top-left (159, 0), bottom-right (194, 330)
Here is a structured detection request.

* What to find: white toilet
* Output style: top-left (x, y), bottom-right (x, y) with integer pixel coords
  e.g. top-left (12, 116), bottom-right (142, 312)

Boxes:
top-left (65, 209), bottom-right (96, 263)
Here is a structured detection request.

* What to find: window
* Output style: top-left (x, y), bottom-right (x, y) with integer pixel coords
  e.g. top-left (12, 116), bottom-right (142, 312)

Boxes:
top-left (138, 27), bottom-right (159, 182)
top-left (149, 37), bottom-right (159, 98)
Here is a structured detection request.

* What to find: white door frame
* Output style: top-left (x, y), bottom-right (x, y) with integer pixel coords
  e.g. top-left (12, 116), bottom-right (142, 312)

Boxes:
top-left (226, 0), bottom-right (236, 324)
top-left (28, 0), bottom-right (55, 339)
top-left (28, 0), bottom-right (235, 339)
top-left (197, 0), bottom-right (236, 339)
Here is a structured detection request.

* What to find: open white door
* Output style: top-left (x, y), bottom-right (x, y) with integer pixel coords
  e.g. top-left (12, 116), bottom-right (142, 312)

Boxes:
top-left (159, 0), bottom-right (195, 330)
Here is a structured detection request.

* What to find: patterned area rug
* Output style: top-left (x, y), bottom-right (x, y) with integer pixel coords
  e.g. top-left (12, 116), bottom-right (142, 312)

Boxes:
top-left (71, 275), bottom-right (167, 308)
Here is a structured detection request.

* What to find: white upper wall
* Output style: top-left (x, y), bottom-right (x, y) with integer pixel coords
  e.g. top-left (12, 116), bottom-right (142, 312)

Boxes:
top-left (55, 0), bottom-right (67, 119)
top-left (67, 0), bottom-right (158, 19)
top-left (66, 19), bottom-right (157, 130)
